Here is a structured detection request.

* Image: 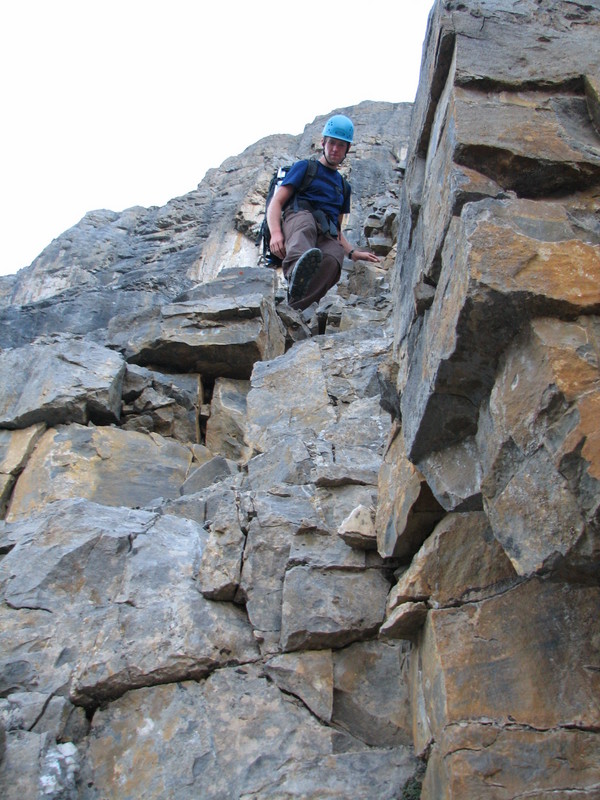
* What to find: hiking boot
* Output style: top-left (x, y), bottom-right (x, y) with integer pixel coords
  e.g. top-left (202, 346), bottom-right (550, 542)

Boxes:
top-left (287, 248), bottom-right (322, 303)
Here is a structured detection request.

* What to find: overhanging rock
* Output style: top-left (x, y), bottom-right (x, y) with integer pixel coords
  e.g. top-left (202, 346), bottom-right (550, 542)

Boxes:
top-left (401, 197), bottom-right (600, 462)
top-left (107, 267), bottom-right (286, 379)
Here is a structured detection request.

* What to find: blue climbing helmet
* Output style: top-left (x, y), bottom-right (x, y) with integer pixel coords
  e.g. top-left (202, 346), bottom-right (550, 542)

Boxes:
top-left (322, 114), bottom-right (354, 144)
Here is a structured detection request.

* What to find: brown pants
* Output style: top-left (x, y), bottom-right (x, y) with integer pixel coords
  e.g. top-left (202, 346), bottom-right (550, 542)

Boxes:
top-left (282, 210), bottom-right (344, 311)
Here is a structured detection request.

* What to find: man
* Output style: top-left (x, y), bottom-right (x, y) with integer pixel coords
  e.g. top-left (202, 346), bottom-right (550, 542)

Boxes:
top-left (266, 114), bottom-right (380, 311)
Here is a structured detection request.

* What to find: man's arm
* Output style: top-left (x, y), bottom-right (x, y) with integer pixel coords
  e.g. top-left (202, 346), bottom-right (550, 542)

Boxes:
top-left (338, 221), bottom-right (380, 263)
top-left (266, 184), bottom-right (295, 261)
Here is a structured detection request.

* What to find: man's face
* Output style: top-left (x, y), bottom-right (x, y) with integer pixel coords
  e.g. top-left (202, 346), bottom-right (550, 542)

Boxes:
top-left (322, 136), bottom-right (350, 164)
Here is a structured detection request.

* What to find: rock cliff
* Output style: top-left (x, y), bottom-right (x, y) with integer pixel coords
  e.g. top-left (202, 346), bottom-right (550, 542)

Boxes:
top-left (1, 2), bottom-right (599, 798)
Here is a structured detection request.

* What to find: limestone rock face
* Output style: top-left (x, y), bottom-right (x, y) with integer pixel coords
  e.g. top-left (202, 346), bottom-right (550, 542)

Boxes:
top-left (400, 197), bottom-right (600, 463)
top-left (386, 512), bottom-right (517, 609)
top-left (1, 3), bottom-right (599, 798)
top-left (0, 94), bottom-right (419, 798)
top-left (120, 363), bottom-right (201, 444)
top-left (0, 499), bottom-right (258, 710)
top-left (78, 667), bottom-right (416, 800)
top-left (419, 579), bottom-right (600, 735)
top-left (386, 1), bottom-right (600, 796)
top-left (480, 316), bottom-right (600, 574)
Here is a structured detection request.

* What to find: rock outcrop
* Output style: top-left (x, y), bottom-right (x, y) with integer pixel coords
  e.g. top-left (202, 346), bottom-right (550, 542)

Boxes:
top-left (385, 1), bottom-right (600, 797)
top-left (1, 2), bottom-right (599, 798)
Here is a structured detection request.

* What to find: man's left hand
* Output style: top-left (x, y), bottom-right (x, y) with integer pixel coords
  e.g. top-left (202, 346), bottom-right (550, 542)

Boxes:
top-left (351, 249), bottom-right (380, 263)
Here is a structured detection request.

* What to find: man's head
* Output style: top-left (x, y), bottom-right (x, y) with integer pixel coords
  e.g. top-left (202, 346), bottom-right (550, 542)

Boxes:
top-left (321, 115), bottom-right (353, 165)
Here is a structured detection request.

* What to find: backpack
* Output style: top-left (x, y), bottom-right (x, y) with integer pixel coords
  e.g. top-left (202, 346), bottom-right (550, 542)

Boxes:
top-left (256, 159), bottom-right (350, 268)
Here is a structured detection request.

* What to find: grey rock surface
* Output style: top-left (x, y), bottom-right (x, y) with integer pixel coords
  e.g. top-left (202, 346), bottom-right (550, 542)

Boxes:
top-left (0, 335), bottom-right (125, 429)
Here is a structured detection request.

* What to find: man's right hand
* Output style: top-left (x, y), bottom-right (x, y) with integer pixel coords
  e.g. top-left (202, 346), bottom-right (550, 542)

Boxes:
top-left (269, 231), bottom-right (286, 260)
top-left (266, 184), bottom-right (294, 262)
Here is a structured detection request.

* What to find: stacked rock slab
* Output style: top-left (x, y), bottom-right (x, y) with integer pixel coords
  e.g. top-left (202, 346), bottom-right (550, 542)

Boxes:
top-left (381, 1), bottom-right (600, 797)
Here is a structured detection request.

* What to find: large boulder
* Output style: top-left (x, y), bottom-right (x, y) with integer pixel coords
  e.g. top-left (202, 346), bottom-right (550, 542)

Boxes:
top-left (0, 336), bottom-right (125, 429)
top-left (400, 197), bottom-right (600, 464)
top-left (0, 499), bottom-right (258, 708)
top-left (413, 579), bottom-right (600, 794)
top-left (5, 424), bottom-right (196, 520)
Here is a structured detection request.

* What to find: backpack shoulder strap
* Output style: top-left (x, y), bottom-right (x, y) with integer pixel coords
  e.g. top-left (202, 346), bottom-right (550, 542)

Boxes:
top-left (340, 175), bottom-right (351, 210)
top-left (288, 159), bottom-right (319, 214)
top-left (298, 158), bottom-right (319, 194)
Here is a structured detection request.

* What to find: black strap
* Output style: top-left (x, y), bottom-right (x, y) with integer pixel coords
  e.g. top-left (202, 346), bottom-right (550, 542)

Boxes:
top-left (290, 159), bottom-right (319, 202)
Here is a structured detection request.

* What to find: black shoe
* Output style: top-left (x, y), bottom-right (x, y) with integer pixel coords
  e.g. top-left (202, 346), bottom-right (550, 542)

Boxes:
top-left (287, 248), bottom-right (322, 303)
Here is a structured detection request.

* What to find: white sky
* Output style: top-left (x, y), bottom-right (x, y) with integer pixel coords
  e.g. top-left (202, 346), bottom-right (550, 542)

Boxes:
top-left (0, 1), bottom-right (433, 278)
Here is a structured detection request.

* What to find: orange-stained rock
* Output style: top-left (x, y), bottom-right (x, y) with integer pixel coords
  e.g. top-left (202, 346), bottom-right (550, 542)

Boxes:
top-left (387, 512), bottom-right (516, 610)
top-left (0, 425), bottom-right (46, 517)
top-left (380, 601), bottom-right (428, 641)
top-left (5, 424), bottom-right (195, 521)
top-left (423, 723), bottom-right (600, 800)
top-left (483, 316), bottom-right (600, 576)
top-left (452, 86), bottom-right (600, 194)
top-left (376, 424), bottom-right (445, 558)
top-left (418, 579), bottom-right (600, 739)
top-left (400, 198), bottom-right (600, 463)
top-left (468, 214), bottom-right (600, 308)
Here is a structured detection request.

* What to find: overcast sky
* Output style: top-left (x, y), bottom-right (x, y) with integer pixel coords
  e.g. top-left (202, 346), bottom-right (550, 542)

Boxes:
top-left (0, 1), bottom-right (433, 278)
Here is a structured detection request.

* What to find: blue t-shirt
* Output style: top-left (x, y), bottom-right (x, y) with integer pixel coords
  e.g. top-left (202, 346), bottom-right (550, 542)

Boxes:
top-left (281, 160), bottom-right (351, 221)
